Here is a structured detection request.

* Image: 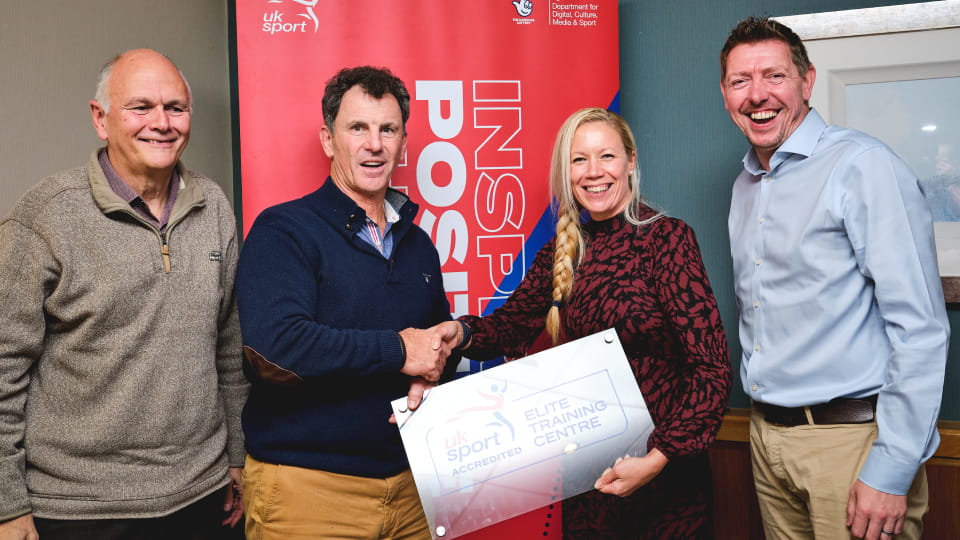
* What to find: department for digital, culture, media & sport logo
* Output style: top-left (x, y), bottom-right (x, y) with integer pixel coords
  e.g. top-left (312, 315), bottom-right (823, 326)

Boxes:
top-left (261, 0), bottom-right (319, 35)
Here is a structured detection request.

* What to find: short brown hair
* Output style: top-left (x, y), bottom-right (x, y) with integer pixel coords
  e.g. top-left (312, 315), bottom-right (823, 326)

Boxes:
top-left (322, 66), bottom-right (410, 130)
top-left (720, 16), bottom-right (811, 81)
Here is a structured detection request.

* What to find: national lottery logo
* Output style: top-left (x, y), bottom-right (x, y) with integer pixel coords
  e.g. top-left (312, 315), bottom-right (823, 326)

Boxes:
top-left (262, 0), bottom-right (319, 35)
top-left (511, 0), bottom-right (535, 25)
top-left (512, 0), bottom-right (533, 17)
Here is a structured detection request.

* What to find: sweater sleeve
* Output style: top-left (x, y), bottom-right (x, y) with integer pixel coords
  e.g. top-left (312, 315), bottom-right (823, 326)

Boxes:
top-left (0, 219), bottom-right (48, 521)
top-left (236, 211), bottom-right (406, 383)
top-left (460, 239), bottom-right (556, 360)
top-left (648, 221), bottom-right (732, 458)
top-left (213, 197), bottom-right (249, 467)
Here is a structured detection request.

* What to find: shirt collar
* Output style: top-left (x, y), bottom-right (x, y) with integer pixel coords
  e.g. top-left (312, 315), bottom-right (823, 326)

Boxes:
top-left (742, 108), bottom-right (827, 175)
top-left (384, 198), bottom-right (400, 225)
top-left (99, 149), bottom-right (140, 204)
top-left (363, 198), bottom-right (400, 225)
top-left (98, 149), bottom-right (181, 202)
top-left (97, 149), bottom-right (181, 227)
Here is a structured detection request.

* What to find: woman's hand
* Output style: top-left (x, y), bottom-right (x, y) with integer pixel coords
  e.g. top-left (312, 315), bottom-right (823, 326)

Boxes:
top-left (593, 448), bottom-right (669, 497)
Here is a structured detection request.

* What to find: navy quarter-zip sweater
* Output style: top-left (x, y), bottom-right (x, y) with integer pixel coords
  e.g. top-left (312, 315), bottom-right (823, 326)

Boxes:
top-left (237, 178), bottom-right (452, 478)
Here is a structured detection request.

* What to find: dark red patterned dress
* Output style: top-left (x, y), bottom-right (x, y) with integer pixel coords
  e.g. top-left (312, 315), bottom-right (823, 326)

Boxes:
top-left (460, 206), bottom-right (731, 539)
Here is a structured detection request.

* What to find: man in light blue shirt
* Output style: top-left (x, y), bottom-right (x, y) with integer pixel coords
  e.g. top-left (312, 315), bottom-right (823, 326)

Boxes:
top-left (720, 17), bottom-right (949, 540)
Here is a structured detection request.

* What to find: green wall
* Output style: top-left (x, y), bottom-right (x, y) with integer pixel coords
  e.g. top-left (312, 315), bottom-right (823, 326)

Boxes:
top-left (617, 0), bottom-right (960, 419)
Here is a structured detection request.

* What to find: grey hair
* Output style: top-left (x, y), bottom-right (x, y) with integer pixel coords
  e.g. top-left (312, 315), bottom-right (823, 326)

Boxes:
top-left (93, 51), bottom-right (193, 113)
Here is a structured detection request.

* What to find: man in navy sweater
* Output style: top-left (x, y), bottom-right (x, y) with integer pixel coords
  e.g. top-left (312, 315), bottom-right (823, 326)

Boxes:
top-left (236, 66), bottom-right (458, 539)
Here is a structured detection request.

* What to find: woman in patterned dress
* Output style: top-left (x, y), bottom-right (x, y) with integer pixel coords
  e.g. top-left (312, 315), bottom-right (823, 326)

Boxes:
top-left (440, 108), bottom-right (731, 539)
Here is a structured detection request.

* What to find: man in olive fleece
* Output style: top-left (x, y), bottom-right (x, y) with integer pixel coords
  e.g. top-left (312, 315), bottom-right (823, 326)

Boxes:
top-left (0, 49), bottom-right (247, 540)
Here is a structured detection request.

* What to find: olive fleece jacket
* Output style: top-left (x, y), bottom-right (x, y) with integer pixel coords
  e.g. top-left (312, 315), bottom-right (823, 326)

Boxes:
top-left (0, 150), bottom-right (247, 520)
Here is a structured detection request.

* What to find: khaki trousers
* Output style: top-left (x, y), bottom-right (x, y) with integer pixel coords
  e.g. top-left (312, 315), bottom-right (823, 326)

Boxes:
top-left (242, 454), bottom-right (431, 540)
top-left (749, 408), bottom-right (927, 540)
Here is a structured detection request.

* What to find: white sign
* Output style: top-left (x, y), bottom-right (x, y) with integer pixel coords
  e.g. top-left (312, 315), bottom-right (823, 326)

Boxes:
top-left (392, 330), bottom-right (654, 538)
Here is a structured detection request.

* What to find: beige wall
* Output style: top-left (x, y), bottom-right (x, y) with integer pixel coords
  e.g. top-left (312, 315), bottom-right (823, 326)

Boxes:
top-left (0, 0), bottom-right (233, 218)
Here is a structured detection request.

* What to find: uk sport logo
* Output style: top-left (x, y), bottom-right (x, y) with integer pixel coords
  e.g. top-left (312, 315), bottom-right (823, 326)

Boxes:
top-left (262, 0), bottom-right (319, 35)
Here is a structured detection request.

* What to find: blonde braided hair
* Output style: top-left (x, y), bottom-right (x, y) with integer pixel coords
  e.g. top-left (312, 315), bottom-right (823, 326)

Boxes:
top-left (546, 210), bottom-right (582, 343)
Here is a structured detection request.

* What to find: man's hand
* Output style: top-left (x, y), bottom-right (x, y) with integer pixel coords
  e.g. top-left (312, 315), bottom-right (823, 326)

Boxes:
top-left (593, 448), bottom-right (669, 498)
top-left (403, 376), bottom-right (435, 412)
top-left (846, 479), bottom-right (906, 539)
top-left (221, 467), bottom-right (244, 528)
top-left (389, 376), bottom-right (437, 424)
top-left (398, 325), bottom-right (460, 381)
top-left (0, 514), bottom-right (38, 540)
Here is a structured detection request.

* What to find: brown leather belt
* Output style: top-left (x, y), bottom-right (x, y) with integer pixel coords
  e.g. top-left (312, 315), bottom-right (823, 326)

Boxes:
top-left (756, 395), bottom-right (878, 427)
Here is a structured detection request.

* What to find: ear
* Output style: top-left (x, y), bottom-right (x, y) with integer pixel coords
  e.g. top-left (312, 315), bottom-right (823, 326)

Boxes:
top-left (90, 101), bottom-right (109, 141)
top-left (319, 124), bottom-right (334, 158)
top-left (802, 64), bottom-right (817, 103)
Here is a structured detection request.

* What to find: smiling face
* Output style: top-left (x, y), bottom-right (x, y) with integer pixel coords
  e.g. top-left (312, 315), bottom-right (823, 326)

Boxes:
top-left (91, 49), bottom-right (191, 183)
top-left (320, 85), bottom-right (407, 205)
top-left (721, 39), bottom-right (815, 169)
top-left (569, 121), bottom-right (635, 221)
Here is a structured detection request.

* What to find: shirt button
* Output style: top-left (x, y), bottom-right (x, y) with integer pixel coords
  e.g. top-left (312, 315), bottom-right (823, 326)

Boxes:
top-left (751, 384), bottom-right (759, 392)
top-left (759, 216), bottom-right (766, 224)
top-left (755, 259), bottom-right (762, 266)
top-left (753, 301), bottom-right (760, 308)
top-left (754, 344), bottom-right (761, 351)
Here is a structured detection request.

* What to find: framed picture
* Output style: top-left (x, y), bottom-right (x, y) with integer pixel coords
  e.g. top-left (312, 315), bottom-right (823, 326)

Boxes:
top-left (776, 1), bottom-right (960, 301)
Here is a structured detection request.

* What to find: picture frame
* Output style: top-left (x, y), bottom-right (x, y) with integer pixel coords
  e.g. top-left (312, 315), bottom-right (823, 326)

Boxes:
top-left (776, 1), bottom-right (960, 301)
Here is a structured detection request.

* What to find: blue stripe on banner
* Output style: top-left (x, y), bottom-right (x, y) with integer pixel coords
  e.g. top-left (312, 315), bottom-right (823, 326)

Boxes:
top-left (460, 89), bottom-right (619, 377)
top-left (608, 90), bottom-right (620, 113)
top-left (462, 203), bottom-right (557, 375)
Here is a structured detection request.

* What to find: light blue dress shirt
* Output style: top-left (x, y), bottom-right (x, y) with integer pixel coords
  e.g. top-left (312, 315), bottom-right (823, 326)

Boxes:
top-left (728, 109), bottom-right (950, 495)
top-left (357, 198), bottom-right (400, 258)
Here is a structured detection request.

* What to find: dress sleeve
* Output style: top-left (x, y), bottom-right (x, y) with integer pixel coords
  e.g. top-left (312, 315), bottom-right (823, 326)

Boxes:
top-left (460, 239), bottom-right (556, 361)
top-left (649, 221), bottom-right (732, 458)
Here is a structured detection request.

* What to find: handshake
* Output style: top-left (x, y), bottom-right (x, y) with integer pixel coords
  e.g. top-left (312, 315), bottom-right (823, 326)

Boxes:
top-left (397, 320), bottom-right (467, 382)
top-left (391, 320), bottom-right (468, 420)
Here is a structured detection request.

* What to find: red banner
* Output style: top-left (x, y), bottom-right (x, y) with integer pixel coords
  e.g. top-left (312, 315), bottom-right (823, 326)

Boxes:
top-left (235, 3), bottom-right (618, 534)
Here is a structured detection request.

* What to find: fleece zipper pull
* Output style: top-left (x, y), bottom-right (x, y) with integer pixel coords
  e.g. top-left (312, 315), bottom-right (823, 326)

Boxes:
top-left (161, 232), bottom-right (171, 274)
